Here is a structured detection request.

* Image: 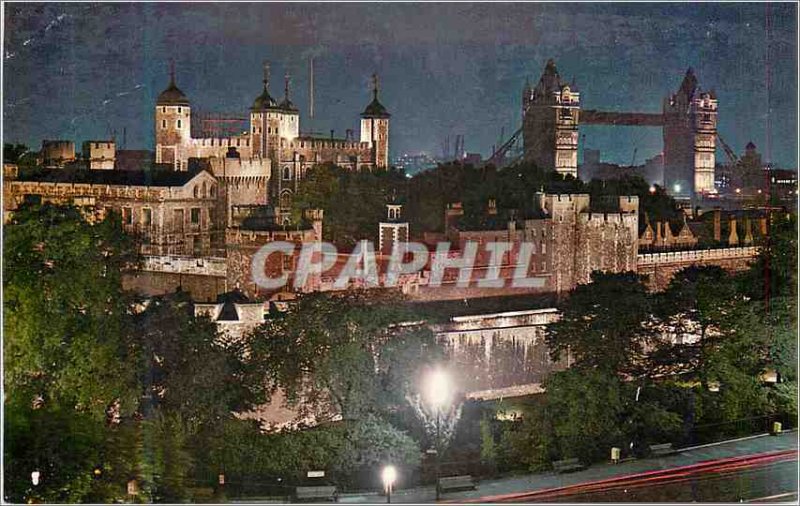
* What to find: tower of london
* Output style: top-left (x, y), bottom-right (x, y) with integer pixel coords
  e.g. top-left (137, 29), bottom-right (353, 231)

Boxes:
top-left (154, 63), bottom-right (390, 220)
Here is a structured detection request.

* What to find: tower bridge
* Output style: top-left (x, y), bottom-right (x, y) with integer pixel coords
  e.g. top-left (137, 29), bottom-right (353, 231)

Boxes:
top-left (580, 110), bottom-right (665, 127)
top-left (490, 59), bottom-right (718, 197)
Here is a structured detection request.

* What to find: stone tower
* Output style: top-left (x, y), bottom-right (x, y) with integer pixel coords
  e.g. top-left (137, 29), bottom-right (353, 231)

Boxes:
top-left (154, 63), bottom-right (191, 170)
top-left (522, 59), bottom-right (580, 178)
top-left (250, 62), bottom-right (282, 160)
top-left (663, 68), bottom-right (717, 196)
top-left (378, 203), bottom-right (409, 256)
top-left (360, 74), bottom-right (391, 169)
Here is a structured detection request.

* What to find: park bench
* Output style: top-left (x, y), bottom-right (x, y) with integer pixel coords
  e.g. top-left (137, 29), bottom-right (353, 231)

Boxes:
top-left (437, 475), bottom-right (477, 493)
top-left (649, 443), bottom-right (675, 456)
top-left (294, 486), bottom-right (338, 502)
top-left (552, 458), bottom-right (586, 473)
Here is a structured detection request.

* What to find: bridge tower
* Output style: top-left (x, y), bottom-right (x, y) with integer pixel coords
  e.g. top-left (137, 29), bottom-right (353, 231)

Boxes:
top-left (663, 68), bottom-right (717, 196)
top-left (522, 59), bottom-right (580, 178)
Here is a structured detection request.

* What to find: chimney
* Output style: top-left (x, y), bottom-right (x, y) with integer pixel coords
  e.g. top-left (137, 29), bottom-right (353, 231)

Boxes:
top-left (728, 216), bottom-right (739, 246)
top-left (713, 209), bottom-right (722, 242)
top-left (664, 221), bottom-right (675, 246)
top-left (759, 216), bottom-right (768, 235)
top-left (655, 221), bottom-right (663, 246)
top-left (744, 217), bottom-right (754, 245)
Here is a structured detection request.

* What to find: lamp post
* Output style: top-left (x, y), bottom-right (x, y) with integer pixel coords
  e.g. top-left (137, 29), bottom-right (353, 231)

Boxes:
top-left (381, 465), bottom-right (397, 503)
top-left (424, 368), bottom-right (452, 501)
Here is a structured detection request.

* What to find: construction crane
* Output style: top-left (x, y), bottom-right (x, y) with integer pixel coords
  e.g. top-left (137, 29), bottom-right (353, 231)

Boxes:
top-left (716, 133), bottom-right (739, 166)
top-left (486, 126), bottom-right (523, 167)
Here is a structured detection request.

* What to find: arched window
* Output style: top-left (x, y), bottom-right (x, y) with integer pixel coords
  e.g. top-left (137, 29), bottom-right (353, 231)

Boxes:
top-left (283, 166), bottom-right (292, 180)
top-left (193, 186), bottom-right (199, 198)
top-left (201, 182), bottom-right (207, 198)
top-left (210, 185), bottom-right (216, 198)
top-left (280, 191), bottom-right (292, 209)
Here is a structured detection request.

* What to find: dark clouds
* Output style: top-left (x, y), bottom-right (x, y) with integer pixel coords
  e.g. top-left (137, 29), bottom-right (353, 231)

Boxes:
top-left (4, 3), bottom-right (797, 168)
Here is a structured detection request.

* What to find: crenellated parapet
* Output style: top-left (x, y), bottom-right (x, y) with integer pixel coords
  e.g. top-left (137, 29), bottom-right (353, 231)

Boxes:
top-left (140, 254), bottom-right (227, 277)
top-left (637, 246), bottom-right (758, 266)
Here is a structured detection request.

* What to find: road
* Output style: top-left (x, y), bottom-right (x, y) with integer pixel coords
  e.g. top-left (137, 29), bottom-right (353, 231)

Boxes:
top-left (460, 449), bottom-right (798, 503)
top-left (336, 432), bottom-right (798, 504)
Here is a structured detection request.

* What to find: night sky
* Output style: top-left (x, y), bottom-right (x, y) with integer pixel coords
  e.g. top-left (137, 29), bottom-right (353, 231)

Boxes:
top-left (4, 3), bottom-right (797, 169)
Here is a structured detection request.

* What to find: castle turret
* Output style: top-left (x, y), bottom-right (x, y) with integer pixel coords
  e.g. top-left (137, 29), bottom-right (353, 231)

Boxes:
top-left (278, 73), bottom-right (299, 141)
top-left (155, 63), bottom-right (191, 170)
top-left (360, 74), bottom-right (391, 169)
top-left (378, 203), bottom-right (408, 256)
top-left (250, 62), bottom-right (281, 159)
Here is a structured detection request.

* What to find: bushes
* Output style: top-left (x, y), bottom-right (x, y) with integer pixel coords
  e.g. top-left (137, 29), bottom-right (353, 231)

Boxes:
top-left (201, 415), bottom-right (420, 496)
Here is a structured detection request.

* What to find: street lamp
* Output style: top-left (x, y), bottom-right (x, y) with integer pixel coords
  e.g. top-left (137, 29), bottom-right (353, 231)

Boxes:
top-left (381, 465), bottom-right (397, 503)
top-left (424, 368), bottom-right (452, 500)
top-left (31, 471), bottom-right (40, 486)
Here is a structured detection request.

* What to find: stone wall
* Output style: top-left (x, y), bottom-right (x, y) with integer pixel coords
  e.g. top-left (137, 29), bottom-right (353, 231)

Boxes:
top-left (637, 246), bottom-right (758, 290)
top-left (433, 308), bottom-right (566, 398)
top-left (123, 271), bottom-right (227, 301)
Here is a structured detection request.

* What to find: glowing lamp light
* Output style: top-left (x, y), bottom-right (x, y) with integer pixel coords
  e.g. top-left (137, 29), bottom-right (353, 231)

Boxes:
top-left (673, 184), bottom-right (681, 193)
top-left (31, 471), bottom-right (40, 486)
top-left (382, 465), bottom-right (397, 490)
top-left (424, 368), bottom-right (453, 409)
top-left (735, 188), bottom-right (742, 194)
top-left (649, 185), bottom-right (656, 194)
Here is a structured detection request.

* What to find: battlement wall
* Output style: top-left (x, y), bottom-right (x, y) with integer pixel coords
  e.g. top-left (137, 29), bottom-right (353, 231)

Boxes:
top-left (637, 246), bottom-right (758, 266)
top-left (140, 255), bottom-right (227, 277)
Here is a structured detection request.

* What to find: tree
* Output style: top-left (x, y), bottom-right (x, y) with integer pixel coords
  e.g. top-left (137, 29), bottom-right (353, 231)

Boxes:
top-left (3, 397), bottom-right (106, 503)
top-left (4, 143), bottom-right (29, 164)
top-left (4, 204), bottom-right (270, 503)
top-left (4, 203), bottom-right (139, 419)
top-left (249, 291), bottom-right (441, 422)
top-left (292, 164), bottom-right (406, 248)
top-left (133, 292), bottom-right (264, 425)
top-left (739, 211), bottom-right (797, 300)
top-left (546, 272), bottom-right (655, 378)
top-left (334, 415), bottom-right (421, 489)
